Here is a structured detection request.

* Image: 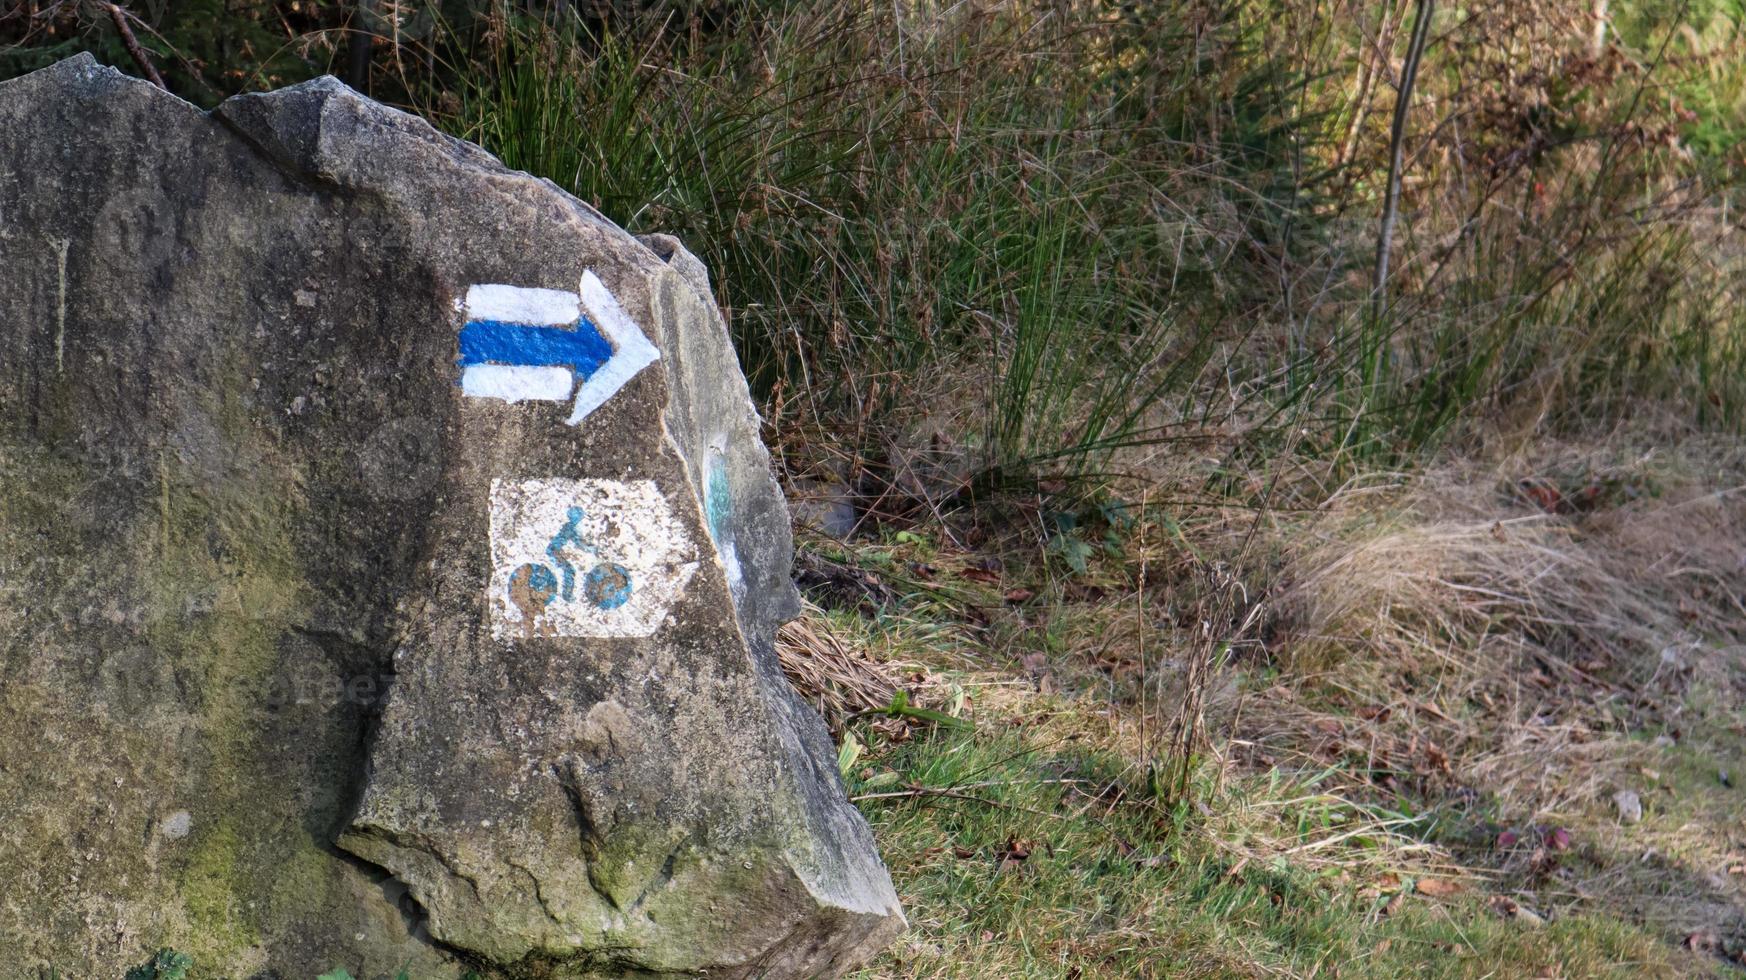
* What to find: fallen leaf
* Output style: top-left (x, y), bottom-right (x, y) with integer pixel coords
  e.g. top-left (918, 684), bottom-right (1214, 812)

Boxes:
top-left (1568, 482), bottom-right (1605, 512)
top-left (1020, 652), bottom-right (1056, 694)
top-left (872, 717), bottom-right (911, 743)
top-left (1415, 700), bottom-right (1454, 722)
top-left (1686, 930), bottom-right (1721, 953)
top-left (1519, 477), bottom-right (1565, 514)
top-left (958, 568), bottom-right (1001, 585)
top-left (1424, 742), bottom-right (1450, 773)
top-left (1415, 878), bottom-right (1464, 898)
top-left (1496, 829), bottom-right (1520, 849)
top-left (1003, 587), bottom-right (1036, 604)
top-left (1490, 895), bottom-right (1544, 927)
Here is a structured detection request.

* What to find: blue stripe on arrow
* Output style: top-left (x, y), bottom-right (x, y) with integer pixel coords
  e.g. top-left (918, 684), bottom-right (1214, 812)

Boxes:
top-left (457, 317), bottom-right (615, 375)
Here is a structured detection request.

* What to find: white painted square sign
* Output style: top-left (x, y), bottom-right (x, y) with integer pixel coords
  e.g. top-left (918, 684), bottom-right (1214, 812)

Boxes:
top-left (488, 478), bottom-right (700, 639)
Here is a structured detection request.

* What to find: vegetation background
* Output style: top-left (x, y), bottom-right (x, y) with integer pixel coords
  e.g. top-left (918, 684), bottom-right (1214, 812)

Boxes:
top-left (9, 0), bottom-right (1746, 976)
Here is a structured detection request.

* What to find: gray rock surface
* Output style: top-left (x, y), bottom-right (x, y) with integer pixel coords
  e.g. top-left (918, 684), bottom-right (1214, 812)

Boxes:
top-left (0, 55), bottom-right (902, 978)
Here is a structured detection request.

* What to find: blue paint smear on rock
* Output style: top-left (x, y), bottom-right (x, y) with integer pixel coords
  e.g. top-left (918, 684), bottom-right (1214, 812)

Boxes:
top-left (705, 456), bottom-right (732, 543)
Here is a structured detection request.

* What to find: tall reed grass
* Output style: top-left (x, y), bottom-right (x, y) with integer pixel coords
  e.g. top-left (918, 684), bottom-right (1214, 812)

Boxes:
top-left (431, 0), bottom-right (1746, 491)
top-left (10, 2), bottom-right (1743, 482)
top-left (432, 2), bottom-right (1308, 482)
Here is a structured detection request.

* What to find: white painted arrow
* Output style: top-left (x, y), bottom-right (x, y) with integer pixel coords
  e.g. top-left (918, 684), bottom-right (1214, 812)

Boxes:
top-left (458, 284), bottom-right (586, 404)
top-left (568, 270), bottom-right (661, 426)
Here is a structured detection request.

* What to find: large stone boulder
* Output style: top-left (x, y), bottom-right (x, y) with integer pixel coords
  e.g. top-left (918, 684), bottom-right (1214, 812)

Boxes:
top-left (0, 55), bottom-right (902, 978)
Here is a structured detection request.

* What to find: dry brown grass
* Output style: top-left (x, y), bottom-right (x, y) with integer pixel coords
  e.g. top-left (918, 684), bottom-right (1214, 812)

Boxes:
top-left (773, 424), bottom-right (1746, 961)
top-left (1256, 436), bottom-right (1746, 822)
top-left (776, 602), bottom-right (900, 727)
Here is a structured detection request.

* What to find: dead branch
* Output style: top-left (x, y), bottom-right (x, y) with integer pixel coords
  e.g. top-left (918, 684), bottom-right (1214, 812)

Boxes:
top-left (107, 3), bottom-right (165, 90)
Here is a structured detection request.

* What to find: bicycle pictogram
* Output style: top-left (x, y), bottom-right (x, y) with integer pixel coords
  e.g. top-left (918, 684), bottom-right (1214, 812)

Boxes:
top-left (506, 504), bottom-right (634, 616)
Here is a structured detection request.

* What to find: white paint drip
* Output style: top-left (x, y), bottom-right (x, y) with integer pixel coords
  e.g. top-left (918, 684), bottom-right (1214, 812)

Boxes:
top-left (567, 270), bottom-right (662, 425)
top-left (720, 539), bottom-right (744, 593)
top-left (488, 478), bottom-right (698, 639)
top-left (465, 283), bottom-right (579, 325)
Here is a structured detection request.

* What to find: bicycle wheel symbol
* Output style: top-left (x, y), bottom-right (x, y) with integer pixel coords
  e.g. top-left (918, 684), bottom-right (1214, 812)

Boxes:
top-left (582, 562), bottom-right (633, 609)
top-left (510, 560), bottom-right (633, 611)
top-left (507, 562), bottom-right (561, 618)
top-left (503, 502), bottom-right (642, 628)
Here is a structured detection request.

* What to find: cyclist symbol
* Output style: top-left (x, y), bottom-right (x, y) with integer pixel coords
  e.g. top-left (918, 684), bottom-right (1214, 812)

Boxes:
top-left (507, 505), bottom-right (633, 615)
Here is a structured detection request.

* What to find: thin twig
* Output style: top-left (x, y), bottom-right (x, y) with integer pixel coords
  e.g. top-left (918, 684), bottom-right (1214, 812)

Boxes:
top-left (109, 4), bottom-right (220, 98)
top-left (346, 0), bottom-right (376, 95)
top-left (1371, 0), bottom-right (1435, 321)
top-left (108, 3), bottom-right (166, 90)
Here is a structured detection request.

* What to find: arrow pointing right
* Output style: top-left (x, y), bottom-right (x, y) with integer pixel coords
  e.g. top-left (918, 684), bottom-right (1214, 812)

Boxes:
top-left (454, 272), bottom-right (661, 421)
top-left (566, 270), bottom-right (661, 426)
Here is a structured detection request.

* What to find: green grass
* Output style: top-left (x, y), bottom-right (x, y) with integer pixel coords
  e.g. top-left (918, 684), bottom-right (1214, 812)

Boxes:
top-left (846, 717), bottom-right (1703, 979)
top-left (809, 444), bottom-right (1746, 978)
top-left (123, 949), bottom-right (191, 980)
top-left (427, 0), bottom-right (1746, 491)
